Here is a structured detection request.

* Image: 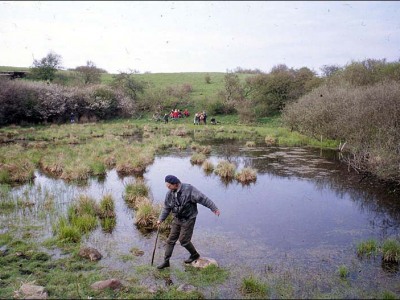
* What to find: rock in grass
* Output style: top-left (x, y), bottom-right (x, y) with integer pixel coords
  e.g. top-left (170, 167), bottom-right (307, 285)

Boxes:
top-left (177, 283), bottom-right (197, 292)
top-left (191, 257), bottom-right (218, 268)
top-left (90, 278), bottom-right (122, 291)
top-left (78, 247), bottom-right (102, 261)
top-left (14, 282), bottom-right (48, 299)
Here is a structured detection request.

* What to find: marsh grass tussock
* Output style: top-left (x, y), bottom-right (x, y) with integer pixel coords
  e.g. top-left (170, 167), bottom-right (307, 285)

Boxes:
top-left (382, 239), bottom-right (400, 262)
top-left (190, 152), bottom-right (207, 165)
top-left (338, 265), bottom-right (349, 278)
top-left (71, 213), bottom-right (98, 234)
top-left (124, 180), bottom-right (149, 208)
top-left (0, 185), bottom-right (15, 210)
top-left (265, 135), bottom-right (277, 146)
top-left (202, 160), bottom-right (214, 173)
top-left (100, 217), bottom-right (116, 233)
top-left (55, 195), bottom-right (102, 243)
top-left (134, 198), bottom-right (161, 230)
top-left (170, 126), bottom-right (188, 137)
top-left (235, 167), bottom-right (257, 184)
top-left (70, 195), bottom-right (99, 218)
top-left (115, 145), bottom-right (155, 175)
top-left (195, 145), bottom-right (212, 154)
top-left (98, 194), bottom-right (115, 219)
top-left (356, 239), bottom-right (379, 258)
top-left (240, 275), bottom-right (270, 298)
top-left (55, 216), bottom-right (81, 243)
top-left (0, 144), bottom-right (37, 184)
top-left (215, 160), bottom-right (236, 179)
top-left (245, 141), bottom-right (256, 147)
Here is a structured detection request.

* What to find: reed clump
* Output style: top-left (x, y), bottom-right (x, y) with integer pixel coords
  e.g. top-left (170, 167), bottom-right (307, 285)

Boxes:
top-left (202, 160), bottom-right (214, 173)
top-left (55, 195), bottom-right (102, 243)
top-left (356, 239), bottom-right (379, 258)
top-left (382, 239), bottom-right (400, 262)
top-left (215, 160), bottom-right (236, 179)
top-left (134, 198), bottom-right (161, 230)
top-left (265, 135), bottom-right (277, 146)
top-left (195, 145), bottom-right (212, 154)
top-left (190, 153), bottom-right (207, 165)
top-left (67, 195), bottom-right (99, 234)
top-left (235, 167), bottom-right (257, 184)
top-left (338, 265), bottom-right (349, 278)
top-left (124, 180), bottom-right (149, 208)
top-left (98, 194), bottom-right (116, 219)
top-left (240, 275), bottom-right (269, 298)
top-left (115, 146), bottom-right (155, 175)
top-left (245, 141), bottom-right (256, 147)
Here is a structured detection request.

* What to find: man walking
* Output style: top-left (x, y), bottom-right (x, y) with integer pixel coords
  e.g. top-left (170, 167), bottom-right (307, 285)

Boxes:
top-left (156, 175), bottom-right (220, 269)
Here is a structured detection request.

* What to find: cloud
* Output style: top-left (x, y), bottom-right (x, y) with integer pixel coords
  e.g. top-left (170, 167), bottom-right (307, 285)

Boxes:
top-left (1, 1), bottom-right (399, 73)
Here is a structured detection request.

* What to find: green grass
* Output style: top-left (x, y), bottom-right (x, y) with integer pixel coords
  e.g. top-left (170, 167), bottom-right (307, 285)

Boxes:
top-left (337, 265), bottom-right (349, 278)
top-left (124, 180), bottom-right (149, 207)
top-left (356, 239), bottom-right (379, 258)
top-left (100, 71), bottom-right (251, 114)
top-left (382, 239), bottom-right (400, 262)
top-left (240, 275), bottom-right (270, 298)
top-left (98, 194), bottom-right (115, 219)
top-left (0, 66), bottom-right (30, 72)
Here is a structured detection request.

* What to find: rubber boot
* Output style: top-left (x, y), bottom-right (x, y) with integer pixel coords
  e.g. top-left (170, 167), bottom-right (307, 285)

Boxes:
top-left (157, 260), bottom-right (170, 269)
top-left (157, 244), bottom-right (174, 269)
top-left (184, 242), bottom-right (200, 264)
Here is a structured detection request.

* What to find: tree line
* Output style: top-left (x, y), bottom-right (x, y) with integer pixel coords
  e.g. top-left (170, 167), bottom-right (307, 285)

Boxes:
top-left (1, 51), bottom-right (399, 184)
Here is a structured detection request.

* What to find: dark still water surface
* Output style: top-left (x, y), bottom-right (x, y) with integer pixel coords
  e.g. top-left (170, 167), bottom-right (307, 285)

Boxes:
top-left (7, 144), bottom-right (399, 296)
top-left (146, 146), bottom-right (400, 249)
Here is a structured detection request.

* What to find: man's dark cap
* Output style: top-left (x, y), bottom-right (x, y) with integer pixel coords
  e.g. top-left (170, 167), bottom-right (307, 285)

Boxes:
top-left (165, 175), bottom-right (180, 184)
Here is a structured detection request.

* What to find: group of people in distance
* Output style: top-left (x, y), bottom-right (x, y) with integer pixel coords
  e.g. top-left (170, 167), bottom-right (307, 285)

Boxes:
top-left (164, 108), bottom-right (190, 123)
top-left (163, 109), bottom-right (217, 125)
top-left (194, 111), bottom-right (207, 125)
top-left (170, 109), bottom-right (190, 119)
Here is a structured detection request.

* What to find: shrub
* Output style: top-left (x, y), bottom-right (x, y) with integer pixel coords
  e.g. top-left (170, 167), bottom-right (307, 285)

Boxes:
top-left (204, 73), bottom-right (211, 84)
top-left (0, 79), bottom-right (135, 126)
top-left (282, 80), bottom-right (400, 183)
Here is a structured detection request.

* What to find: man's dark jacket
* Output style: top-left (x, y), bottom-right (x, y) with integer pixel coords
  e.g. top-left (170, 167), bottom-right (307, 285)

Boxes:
top-left (159, 183), bottom-right (218, 222)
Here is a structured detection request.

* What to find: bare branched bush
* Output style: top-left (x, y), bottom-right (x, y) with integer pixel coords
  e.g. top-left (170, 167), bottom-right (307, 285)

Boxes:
top-left (282, 80), bottom-right (400, 183)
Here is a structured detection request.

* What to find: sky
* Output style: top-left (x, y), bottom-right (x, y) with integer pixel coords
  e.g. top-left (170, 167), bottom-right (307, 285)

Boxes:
top-left (1, 1), bottom-right (399, 74)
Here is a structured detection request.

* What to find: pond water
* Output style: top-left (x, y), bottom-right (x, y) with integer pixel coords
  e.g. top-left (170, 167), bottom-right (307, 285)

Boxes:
top-left (3, 142), bottom-right (400, 297)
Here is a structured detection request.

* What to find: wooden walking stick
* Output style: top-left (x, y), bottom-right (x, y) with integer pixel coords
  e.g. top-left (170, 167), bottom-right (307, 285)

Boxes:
top-left (151, 226), bottom-right (160, 266)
